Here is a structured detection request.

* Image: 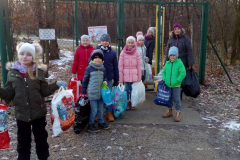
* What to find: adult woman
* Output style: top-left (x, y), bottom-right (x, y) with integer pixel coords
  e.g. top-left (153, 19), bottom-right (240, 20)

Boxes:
top-left (165, 22), bottom-right (194, 69)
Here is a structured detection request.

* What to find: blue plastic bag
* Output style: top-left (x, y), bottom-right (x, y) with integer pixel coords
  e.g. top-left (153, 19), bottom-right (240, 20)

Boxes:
top-left (112, 84), bottom-right (127, 119)
top-left (154, 80), bottom-right (172, 107)
top-left (101, 83), bottom-right (112, 105)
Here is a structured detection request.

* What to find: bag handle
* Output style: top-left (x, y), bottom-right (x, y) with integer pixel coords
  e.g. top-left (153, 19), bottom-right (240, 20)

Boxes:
top-left (117, 83), bottom-right (125, 91)
top-left (52, 86), bottom-right (65, 101)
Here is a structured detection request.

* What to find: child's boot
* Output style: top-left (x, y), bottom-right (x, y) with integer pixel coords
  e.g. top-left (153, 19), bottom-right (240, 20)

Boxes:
top-left (98, 123), bottom-right (110, 129)
top-left (94, 115), bottom-right (98, 122)
top-left (162, 108), bottom-right (173, 118)
top-left (106, 112), bottom-right (114, 122)
top-left (87, 124), bottom-right (100, 133)
top-left (174, 111), bottom-right (181, 122)
top-left (127, 101), bottom-right (131, 110)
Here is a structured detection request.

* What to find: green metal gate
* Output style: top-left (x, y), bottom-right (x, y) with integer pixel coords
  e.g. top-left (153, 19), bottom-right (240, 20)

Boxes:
top-left (0, 0), bottom-right (209, 87)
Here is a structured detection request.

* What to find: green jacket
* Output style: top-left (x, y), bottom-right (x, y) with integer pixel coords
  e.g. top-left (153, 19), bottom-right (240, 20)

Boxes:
top-left (0, 62), bottom-right (59, 122)
top-left (162, 58), bottom-right (186, 88)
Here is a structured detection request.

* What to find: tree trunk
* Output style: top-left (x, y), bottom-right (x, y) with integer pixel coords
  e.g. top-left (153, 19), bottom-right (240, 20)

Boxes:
top-left (49, 40), bottom-right (59, 60)
top-left (230, 1), bottom-right (240, 65)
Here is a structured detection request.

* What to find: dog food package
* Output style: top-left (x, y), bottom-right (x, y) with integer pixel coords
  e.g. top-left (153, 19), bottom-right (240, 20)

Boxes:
top-left (0, 103), bottom-right (10, 149)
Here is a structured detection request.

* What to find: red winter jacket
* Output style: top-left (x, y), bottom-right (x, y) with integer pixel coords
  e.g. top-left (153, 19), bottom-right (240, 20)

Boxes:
top-left (71, 44), bottom-right (94, 80)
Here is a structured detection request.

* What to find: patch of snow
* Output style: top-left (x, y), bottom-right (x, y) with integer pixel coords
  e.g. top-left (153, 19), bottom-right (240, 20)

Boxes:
top-left (222, 121), bottom-right (240, 130)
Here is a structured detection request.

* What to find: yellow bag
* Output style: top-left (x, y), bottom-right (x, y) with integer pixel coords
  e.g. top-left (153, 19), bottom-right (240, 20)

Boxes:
top-left (154, 79), bottom-right (162, 92)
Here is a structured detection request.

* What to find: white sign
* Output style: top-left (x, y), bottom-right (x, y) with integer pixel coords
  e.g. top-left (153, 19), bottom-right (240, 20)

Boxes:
top-left (39, 29), bottom-right (55, 40)
top-left (88, 26), bottom-right (107, 42)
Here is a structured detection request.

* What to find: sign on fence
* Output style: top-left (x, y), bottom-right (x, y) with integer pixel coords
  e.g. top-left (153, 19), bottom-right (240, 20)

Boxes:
top-left (88, 26), bottom-right (107, 42)
top-left (39, 29), bottom-right (56, 40)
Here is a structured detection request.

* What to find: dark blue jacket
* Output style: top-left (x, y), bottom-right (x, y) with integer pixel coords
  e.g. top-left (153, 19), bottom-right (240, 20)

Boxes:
top-left (88, 45), bottom-right (119, 82)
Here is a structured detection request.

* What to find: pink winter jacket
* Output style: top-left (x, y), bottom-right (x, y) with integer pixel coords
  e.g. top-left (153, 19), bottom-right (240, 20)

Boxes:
top-left (119, 45), bottom-right (142, 83)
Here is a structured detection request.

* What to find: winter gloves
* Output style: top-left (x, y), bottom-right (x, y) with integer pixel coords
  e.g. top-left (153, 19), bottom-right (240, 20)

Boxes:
top-left (72, 74), bottom-right (76, 78)
top-left (56, 81), bottom-right (67, 88)
top-left (113, 81), bottom-right (119, 86)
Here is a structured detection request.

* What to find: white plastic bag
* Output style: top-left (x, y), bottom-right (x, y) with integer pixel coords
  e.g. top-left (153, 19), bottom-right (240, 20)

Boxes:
top-left (51, 87), bottom-right (75, 135)
top-left (144, 63), bottom-right (152, 82)
top-left (131, 81), bottom-right (145, 106)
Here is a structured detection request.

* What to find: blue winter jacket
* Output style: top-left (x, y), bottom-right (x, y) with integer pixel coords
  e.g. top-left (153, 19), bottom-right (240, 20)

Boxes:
top-left (81, 61), bottom-right (107, 100)
top-left (88, 45), bottom-right (119, 82)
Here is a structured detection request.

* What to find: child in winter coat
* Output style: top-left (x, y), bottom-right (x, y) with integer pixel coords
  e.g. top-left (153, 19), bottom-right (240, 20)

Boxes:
top-left (136, 34), bottom-right (148, 81)
top-left (71, 35), bottom-right (94, 81)
top-left (82, 49), bottom-right (110, 132)
top-left (119, 36), bottom-right (142, 110)
top-left (89, 33), bottom-right (119, 122)
top-left (0, 42), bottom-right (67, 160)
top-left (144, 27), bottom-right (156, 65)
top-left (162, 46), bottom-right (186, 122)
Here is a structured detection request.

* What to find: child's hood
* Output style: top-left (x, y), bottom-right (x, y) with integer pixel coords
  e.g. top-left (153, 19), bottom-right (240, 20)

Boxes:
top-left (6, 61), bottom-right (47, 72)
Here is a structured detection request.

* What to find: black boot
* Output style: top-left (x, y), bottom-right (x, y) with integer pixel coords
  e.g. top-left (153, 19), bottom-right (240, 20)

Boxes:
top-left (98, 123), bottom-right (110, 130)
top-left (87, 124), bottom-right (100, 133)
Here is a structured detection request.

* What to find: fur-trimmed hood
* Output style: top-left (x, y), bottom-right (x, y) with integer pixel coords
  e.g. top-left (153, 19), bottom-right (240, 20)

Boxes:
top-left (5, 61), bottom-right (47, 72)
top-left (169, 28), bottom-right (186, 38)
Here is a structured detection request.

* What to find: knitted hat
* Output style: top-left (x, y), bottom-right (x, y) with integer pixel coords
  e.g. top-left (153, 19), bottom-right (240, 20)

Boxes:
top-left (126, 36), bottom-right (136, 43)
top-left (168, 46), bottom-right (179, 58)
top-left (147, 27), bottom-right (155, 35)
top-left (136, 31), bottom-right (143, 37)
top-left (91, 49), bottom-right (104, 61)
top-left (81, 35), bottom-right (90, 41)
top-left (172, 22), bottom-right (182, 30)
top-left (137, 35), bottom-right (144, 41)
top-left (100, 34), bottom-right (111, 42)
top-left (17, 42), bottom-right (43, 60)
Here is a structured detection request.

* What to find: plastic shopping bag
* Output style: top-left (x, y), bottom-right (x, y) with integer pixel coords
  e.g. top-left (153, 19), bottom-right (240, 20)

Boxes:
top-left (101, 83), bottom-right (112, 105)
top-left (73, 96), bottom-right (91, 134)
top-left (112, 84), bottom-right (128, 119)
top-left (131, 81), bottom-right (145, 106)
top-left (51, 87), bottom-right (75, 135)
top-left (0, 103), bottom-right (10, 149)
top-left (154, 80), bottom-right (172, 107)
top-left (181, 68), bottom-right (200, 98)
top-left (144, 63), bottom-right (153, 83)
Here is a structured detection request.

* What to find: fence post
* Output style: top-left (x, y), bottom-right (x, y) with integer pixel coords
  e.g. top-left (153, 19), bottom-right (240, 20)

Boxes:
top-left (0, 0), bottom-right (8, 87)
top-left (75, 0), bottom-right (79, 47)
top-left (4, 0), bottom-right (11, 61)
top-left (199, 2), bottom-right (209, 85)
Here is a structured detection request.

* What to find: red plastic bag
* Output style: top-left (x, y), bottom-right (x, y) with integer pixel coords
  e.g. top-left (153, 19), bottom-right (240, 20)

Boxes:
top-left (68, 78), bottom-right (81, 103)
top-left (0, 103), bottom-right (10, 149)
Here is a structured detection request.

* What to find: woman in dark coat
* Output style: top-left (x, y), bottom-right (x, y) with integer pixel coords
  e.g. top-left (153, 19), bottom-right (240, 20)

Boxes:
top-left (165, 23), bottom-right (194, 69)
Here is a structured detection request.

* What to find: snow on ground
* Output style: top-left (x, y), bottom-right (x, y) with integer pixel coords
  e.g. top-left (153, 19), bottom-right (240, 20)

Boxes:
top-left (47, 49), bottom-right (74, 80)
top-left (223, 121), bottom-right (240, 130)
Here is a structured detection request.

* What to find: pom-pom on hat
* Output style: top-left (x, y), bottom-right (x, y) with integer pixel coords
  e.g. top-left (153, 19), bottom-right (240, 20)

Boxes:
top-left (136, 31), bottom-right (143, 37)
top-left (172, 22), bottom-right (182, 30)
top-left (126, 36), bottom-right (136, 43)
top-left (91, 49), bottom-right (104, 61)
top-left (168, 46), bottom-right (179, 58)
top-left (100, 34), bottom-right (111, 42)
top-left (81, 35), bottom-right (90, 41)
top-left (17, 42), bottom-right (43, 60)
top-left (137, 35), bottom-right (144, 41)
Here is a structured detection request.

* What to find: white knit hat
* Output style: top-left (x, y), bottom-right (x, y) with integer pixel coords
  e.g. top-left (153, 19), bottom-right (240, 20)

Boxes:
top-left (126, 36), bottom-right (136, 43)
top-left (17, 42), bottom-right (43, 60)
top-left (137, 35), bottom-right (144, 41)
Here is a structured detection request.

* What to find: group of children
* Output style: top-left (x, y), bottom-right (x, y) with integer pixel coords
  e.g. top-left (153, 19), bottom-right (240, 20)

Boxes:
top-left (0, 24), bottom-right (188, 159)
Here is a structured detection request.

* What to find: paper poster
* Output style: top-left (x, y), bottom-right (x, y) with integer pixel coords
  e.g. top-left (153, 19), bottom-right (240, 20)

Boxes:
top-left (88, 26), bottom-right (107, 42)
